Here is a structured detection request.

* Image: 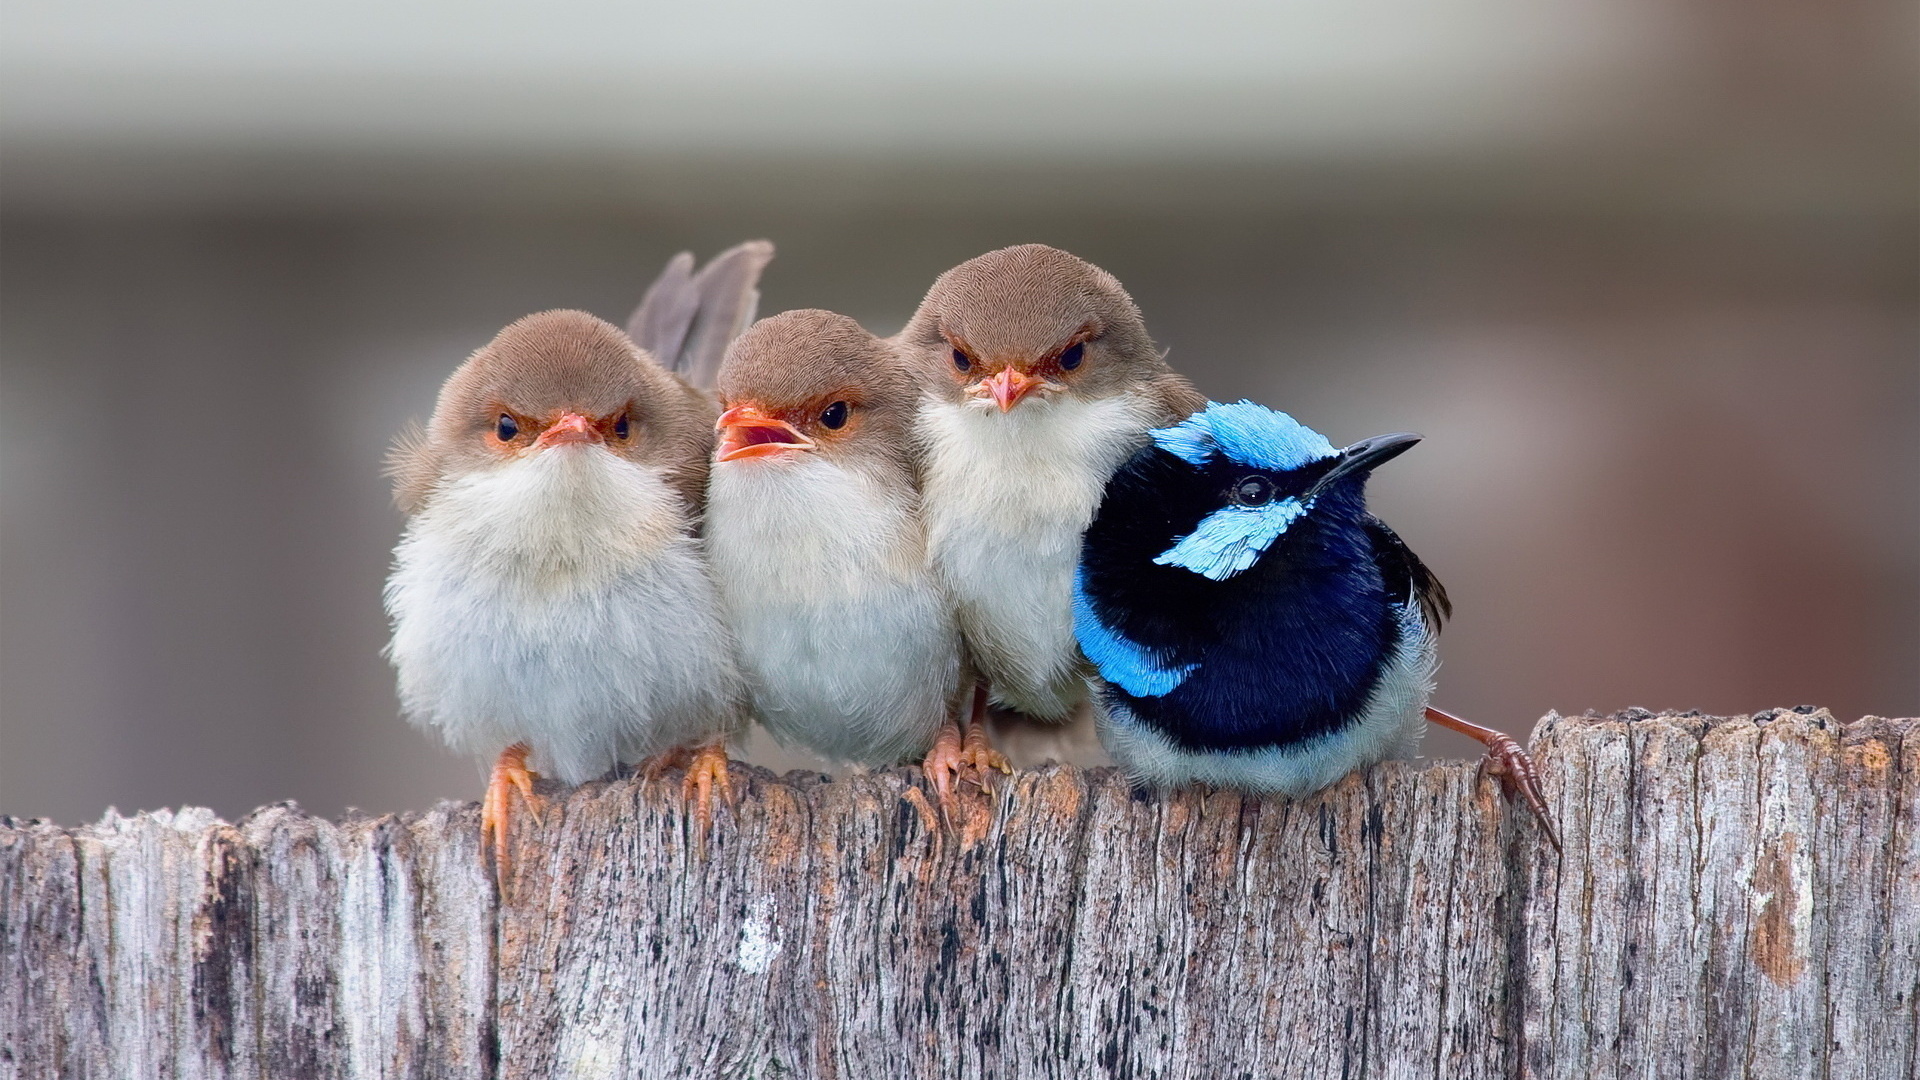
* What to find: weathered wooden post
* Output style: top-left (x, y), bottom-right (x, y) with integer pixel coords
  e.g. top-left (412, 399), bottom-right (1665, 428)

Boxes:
top-left (3, 710), bottom-right (1914, 1078)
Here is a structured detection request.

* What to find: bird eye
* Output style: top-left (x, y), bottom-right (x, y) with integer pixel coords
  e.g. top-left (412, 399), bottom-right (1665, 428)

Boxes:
top-left (820, 401), bottom-right (850, 430)
top-left (496, 414), bottom-right (518, 441)
top-left (1059, 342), bottom-right (1084, 371)
top-left (1231, 475), bottom-right (1275, 507)
top-left (613, 413), bottom-right (630, 440)
top-left (952, 348), bottom-right (971, 372)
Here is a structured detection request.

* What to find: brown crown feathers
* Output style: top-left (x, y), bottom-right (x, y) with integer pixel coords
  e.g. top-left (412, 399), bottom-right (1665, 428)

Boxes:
top-left (715, 308), bottom-right (928, 481)
top-left (897, 243), bottom-right (1204, 422)
top-left (389, 309), bottom-right (719, 515)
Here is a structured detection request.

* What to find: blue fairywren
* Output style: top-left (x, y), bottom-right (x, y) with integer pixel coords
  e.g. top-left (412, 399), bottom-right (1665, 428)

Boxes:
top-left (1074, 401), bottom-right (1558, 849)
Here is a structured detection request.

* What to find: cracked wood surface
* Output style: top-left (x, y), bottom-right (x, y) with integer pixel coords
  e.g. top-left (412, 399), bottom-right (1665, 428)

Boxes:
top-left (3, 710), bottom-right (1914, 1079)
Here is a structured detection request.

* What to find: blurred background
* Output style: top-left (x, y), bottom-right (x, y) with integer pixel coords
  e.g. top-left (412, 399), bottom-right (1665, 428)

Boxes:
top-left (2, 1), bottom-right (1913, 825)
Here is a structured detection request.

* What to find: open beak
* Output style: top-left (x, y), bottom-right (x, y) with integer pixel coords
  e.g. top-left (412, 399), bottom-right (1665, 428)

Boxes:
top-left (535, 412), bottom-right (602, 449)
top-left (981, 368), bottom-right (1041, 412)
top-left (1305, 432), bottom-right (1421, 499)
top-left (716, 404), bottom-right (815, 462)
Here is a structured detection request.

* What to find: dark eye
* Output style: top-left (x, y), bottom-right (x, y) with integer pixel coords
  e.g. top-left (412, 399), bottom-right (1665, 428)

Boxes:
top-left (496, 414), bottom-right (518, 441)
top-left (952, 348), bottom-right (971, 372)
top-left (613, 413), bottom-right (630, 440)
top-left (1059, 342), bottom-right (1084, 370)
top-left (1230, 475), bottom-right (1275, 507)
top-left (820, 401), bottom-right (850, 430)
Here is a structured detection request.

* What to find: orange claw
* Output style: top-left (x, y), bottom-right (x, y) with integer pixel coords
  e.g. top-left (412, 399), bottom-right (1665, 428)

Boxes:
top-left (920, 683), bottom-right (1012, 826)
top-left (640, 744), bottom-right (693, 784)
top-left (962, 713), bottom-right (1012, 784)
top-left (682, 742), bottom-right (736, 834)
top-left (482, 742), bottom-right (543, 895)
top-left (922, 720), bottom-right (968, 814)
top-left (1424, 707), bottom-right (1561, 853)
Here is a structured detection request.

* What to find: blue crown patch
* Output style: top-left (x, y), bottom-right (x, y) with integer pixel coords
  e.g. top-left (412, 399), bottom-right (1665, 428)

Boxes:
top-left (1150, 400), bottom-right (1337, 473)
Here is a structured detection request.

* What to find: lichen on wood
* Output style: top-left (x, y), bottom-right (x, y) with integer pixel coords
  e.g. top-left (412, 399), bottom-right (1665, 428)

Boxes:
top-left (3, 711), bottom-right (1914, 1078)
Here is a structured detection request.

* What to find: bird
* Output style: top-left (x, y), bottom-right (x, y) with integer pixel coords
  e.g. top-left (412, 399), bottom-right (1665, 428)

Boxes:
top-left (386, 243), bottom-right (768, 887)
top-left (895, 244), bottom-right (1206, 778)
top-left (1072, 400), bottom-right (1559, 849)
top-left (703, 309), bottom-right (968, 797)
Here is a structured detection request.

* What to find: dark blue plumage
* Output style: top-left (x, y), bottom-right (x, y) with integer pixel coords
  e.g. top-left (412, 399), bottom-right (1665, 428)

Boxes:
top-left (1074, 401), bottom-right (1449, 793)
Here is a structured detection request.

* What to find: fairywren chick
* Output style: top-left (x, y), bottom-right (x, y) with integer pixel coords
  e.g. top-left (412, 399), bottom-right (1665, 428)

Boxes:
top-left (704, 310), bottom-right (968, 797)
top-left (1074, 401), bottom-right (1558, 848)
top-left (897, 244), bottom-right (1205, 773)
top-left (385, 310), bottom-right (747, 887)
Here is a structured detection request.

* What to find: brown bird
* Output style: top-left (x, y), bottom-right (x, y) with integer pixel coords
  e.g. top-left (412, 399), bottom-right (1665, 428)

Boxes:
top-left (704, 310), bottom-right (966, 791)
top-left (895, 244), bottom-right (1206, 784)
top-left (387, 243), bottom-right (769, 888)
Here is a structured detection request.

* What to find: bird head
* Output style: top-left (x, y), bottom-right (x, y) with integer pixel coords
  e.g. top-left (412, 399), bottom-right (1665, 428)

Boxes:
top-left (899, 244), bottom-right (1163, 413)
top-left (1104, 401), bottom-right (1420, 583)
top-left (389, 310), bottom-right (715, 515)
top-left (712, 309), bottom-right (918, 475)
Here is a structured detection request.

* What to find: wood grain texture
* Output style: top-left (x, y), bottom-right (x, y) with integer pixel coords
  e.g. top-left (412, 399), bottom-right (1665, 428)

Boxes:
top-left (3, 710), bottom-right (1913, 1079)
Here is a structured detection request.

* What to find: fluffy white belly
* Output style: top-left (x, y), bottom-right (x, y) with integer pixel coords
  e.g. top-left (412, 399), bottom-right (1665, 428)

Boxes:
top-left (918, 394), bottom-right (1152, 720)
top-left (707, 457), bottom-right (961, 764)
top-left (384, 447), bottom-right (741, 784)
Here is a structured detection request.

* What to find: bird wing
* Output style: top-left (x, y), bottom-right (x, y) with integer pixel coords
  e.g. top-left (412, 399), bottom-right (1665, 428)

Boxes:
top-left (1363, 516), bottom-right (1452, 632)
top-left (625, 240), bottom-right (775, 390)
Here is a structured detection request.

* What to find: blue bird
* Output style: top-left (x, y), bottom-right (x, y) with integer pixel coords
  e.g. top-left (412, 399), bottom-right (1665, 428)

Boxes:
top-left (1074, 401), bottom-right (1557, 848)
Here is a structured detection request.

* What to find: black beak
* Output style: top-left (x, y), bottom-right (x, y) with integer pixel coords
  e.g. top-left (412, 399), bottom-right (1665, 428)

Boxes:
top-left (1304, 432), bottom-right (1422, 500)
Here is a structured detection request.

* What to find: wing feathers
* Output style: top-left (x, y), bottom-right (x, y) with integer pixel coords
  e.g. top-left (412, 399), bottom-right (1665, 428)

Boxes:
top-left (1363, 516), bottom-right (1452, 632)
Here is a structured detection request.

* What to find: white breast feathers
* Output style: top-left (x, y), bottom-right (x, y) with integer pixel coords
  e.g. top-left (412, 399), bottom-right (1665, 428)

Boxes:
top-left (384, 445), bottom-right (742, 784)
top-left (706, 453), bottom-right (961, 764)
top-left (917, 391), bottom-right (1155, 720)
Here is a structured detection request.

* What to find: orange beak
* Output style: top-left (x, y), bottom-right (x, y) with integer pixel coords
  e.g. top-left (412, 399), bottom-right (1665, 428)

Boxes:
top-left (982, 367), bottom-right (1041, 412)
top-left (716, 404), bottom-right (815, 462)
top-left (536, 412), bottom-right (602, 448)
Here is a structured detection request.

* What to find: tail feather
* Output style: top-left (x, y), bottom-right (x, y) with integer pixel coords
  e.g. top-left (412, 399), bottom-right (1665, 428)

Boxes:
top-left (627, 251), bottom-right (698, 367)
top-left (625, 240), bottom-right (775, 390)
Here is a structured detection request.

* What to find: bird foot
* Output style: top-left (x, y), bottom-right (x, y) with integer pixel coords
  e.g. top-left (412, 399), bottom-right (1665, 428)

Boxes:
top-left (1425, 707), bottom-right (1561, 854)
top-left (963, 720), bottom-right (1013, 785)
top-left (920, 723), bottom-right (968, 813)
top-left (1475, 734), bottom-right (1561, 853)
top-left (681, 743), bottom-right (736, 835)
top-left (922, 723), bottom-right (1010, 797)
top-left (640, 745), bottom-right (693, 784)
top-left (920, 721), bottom-right (1009, 837)
top-left (482, 742), bottom-right (543, 896)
